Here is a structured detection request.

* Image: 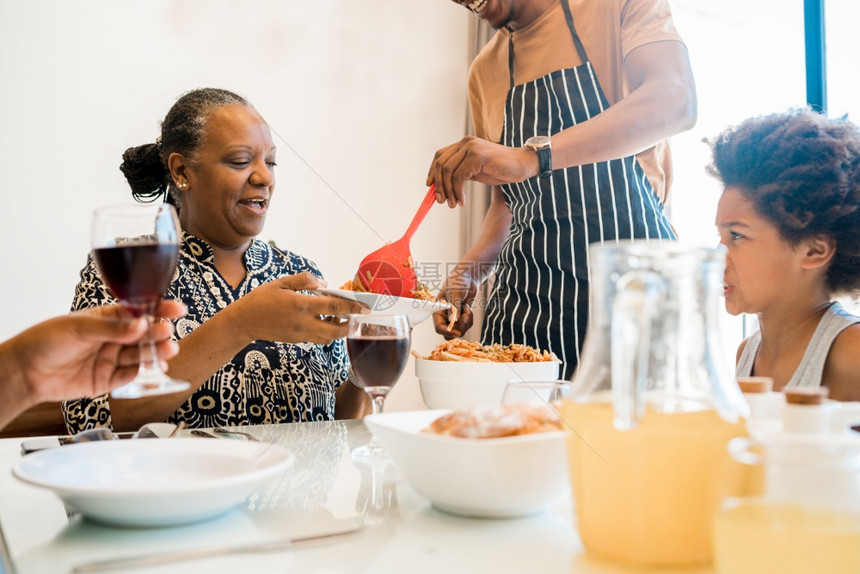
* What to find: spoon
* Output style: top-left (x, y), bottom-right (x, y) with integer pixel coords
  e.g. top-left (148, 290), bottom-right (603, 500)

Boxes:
top-left (354, 183), bottom-right (437, 298)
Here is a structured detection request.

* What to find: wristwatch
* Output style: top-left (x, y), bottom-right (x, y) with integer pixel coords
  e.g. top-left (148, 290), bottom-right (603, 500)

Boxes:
top-left (524, 135), bottom-right (552, 178)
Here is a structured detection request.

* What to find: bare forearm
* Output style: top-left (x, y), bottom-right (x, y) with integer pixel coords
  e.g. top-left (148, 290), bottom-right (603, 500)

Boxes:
top-left (335, 380), bottom-right (371, 419)
top-left (551, 81), bottom-right (695, 168)
top-left (457, 187), bottom-right (512, 280)
top-left (164, 304), bottom-right (252, 387)
top-left (109, 305), bottom-right (251, 430)
top-left (0, 341), bottom-right (34, 430)
top-left (552, 40), bottom-right (696, 171)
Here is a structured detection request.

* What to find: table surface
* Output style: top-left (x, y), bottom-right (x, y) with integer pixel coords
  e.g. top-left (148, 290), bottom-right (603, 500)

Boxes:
top-left (0, 419), bottom-right (713, 574)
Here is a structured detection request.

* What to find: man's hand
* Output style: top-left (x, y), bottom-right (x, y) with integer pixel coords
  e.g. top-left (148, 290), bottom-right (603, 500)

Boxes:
top-left (433, 267), bottom-right (479, 339)
top-left (427, 136), bottom-right (536, 208)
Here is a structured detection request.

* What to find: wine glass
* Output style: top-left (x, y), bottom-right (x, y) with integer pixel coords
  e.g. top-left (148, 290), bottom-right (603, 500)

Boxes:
top-left (91, 203), bottom-right (190, 399)
top-left (346, 313), bottom-right (410, 459)
top-left (501, 379), bottom-right (573, 408)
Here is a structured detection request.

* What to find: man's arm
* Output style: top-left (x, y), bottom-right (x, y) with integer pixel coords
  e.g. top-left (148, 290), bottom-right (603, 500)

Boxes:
top-left (432, 186), bottom-right (512, 337)
top-left (551, 40), bottom-right (697, 169)
top-left (429, 40), bottom-right (696, 206)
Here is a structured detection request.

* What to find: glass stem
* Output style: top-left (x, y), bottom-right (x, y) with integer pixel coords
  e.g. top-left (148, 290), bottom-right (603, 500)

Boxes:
top-left (369, 459), bottom-right (387, 512)
top-left (135, 315), bottom-right (165, 385)
top-left (371, 396), bottom-right (386, 415)
top-left (363, 387), bottom-right (390, 416)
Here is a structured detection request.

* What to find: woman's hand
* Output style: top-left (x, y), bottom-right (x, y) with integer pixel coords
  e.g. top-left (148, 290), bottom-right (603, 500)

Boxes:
top-left (433, 266), bottom-right (479, 339)
top-left (233, 272), bottom-right (366, 345)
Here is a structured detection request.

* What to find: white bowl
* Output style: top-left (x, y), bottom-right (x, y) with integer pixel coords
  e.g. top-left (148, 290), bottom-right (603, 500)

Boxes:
top-left (415, 358), bottom-right (561, 409)
top-left (364, 410), bottom-right (569, 518)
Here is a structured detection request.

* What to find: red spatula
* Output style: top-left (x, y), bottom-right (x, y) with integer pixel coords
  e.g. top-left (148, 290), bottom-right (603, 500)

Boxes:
top-left (354, 184), bottom-right (437, 297)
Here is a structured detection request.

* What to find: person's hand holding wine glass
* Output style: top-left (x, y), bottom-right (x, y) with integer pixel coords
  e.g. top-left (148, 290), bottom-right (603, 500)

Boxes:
top-left (346, 313), bottom-right (410, 458)
top-left (90, 203), bottom-right (189, 399)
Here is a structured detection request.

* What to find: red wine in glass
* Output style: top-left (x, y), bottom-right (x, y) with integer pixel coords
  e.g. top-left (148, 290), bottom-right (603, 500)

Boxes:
top-left (347, 336), bottom-right (410, 390)
top-left (93, 244), bottom-right (178, 317)
top-left (347, 313), bottom-right (410, 459)
top-left (91, 203), bottom-right (189, 399)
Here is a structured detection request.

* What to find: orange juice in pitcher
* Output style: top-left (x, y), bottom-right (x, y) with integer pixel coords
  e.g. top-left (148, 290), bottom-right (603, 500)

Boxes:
top-left (563, 401), bottom-right (745, 565)
top-left (713, 433), bottom-right (860, 573)
top-left (714, 501), bottom-right (860, 573)
top-left (563, 242), bottom-right (749, 567)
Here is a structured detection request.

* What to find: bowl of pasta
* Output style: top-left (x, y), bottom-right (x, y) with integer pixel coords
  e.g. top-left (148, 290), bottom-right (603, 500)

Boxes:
top-left (364, 406), bottom-right (570, 518)
top-left (413, 339), bottom-right (561, 410)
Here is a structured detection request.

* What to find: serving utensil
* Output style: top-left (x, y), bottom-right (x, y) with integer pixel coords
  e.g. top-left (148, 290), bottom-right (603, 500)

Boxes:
top-left (57, 428), bottom-right (114, 445)
top-left (214, 427), bottom-right (259, 441)
top-left (62, 422), bottom-right (185, 443)
top-left (72, 523), bottom-right (366, 572)
top-left (354, 183), bottom-right (436, 297)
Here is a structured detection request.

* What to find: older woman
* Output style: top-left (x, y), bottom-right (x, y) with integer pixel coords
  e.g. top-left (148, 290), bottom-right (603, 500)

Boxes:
top-left (64, 88), bottom-right (368, 432)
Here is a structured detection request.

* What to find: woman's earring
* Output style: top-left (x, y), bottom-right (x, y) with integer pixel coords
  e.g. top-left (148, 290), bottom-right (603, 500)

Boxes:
top-left (177, 181), bottom-right (187, 189)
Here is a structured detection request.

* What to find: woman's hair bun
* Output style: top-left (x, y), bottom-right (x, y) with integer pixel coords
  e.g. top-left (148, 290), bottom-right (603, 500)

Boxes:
top-left (120, 143), bottom-right (168, 201)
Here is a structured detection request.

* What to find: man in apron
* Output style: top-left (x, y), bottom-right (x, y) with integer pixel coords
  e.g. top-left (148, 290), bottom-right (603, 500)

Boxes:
top-left (429, 0), bottom-right (696, 378)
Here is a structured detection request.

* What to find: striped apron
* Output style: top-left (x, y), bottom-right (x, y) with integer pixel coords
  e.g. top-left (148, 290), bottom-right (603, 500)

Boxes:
top-left (481, 0), bottom-right (676, 379)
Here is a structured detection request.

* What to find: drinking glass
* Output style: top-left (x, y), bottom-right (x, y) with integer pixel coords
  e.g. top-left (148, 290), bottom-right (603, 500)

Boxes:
top-left (91, 203), bottom-right (190, 399)
top-left (346, 313), bottom-right (410, 458)
top-left (501, 380), bottom-right (573, 407)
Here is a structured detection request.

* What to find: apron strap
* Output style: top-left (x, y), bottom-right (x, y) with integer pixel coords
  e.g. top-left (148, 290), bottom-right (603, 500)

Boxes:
top-left (560, 0), bottom-right (588, 63)
top-left (508, 0), bottom-right (590, 88)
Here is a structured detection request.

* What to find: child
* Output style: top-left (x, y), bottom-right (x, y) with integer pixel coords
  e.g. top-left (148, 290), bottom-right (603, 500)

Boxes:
top-left (709, 108), bottom-right (860, 401)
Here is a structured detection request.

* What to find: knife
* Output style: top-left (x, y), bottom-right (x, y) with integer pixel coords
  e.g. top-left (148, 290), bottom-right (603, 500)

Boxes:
top-left (71, 523), bottom-right (366, 572)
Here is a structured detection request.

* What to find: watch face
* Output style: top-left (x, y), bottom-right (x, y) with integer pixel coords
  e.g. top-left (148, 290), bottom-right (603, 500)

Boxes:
top-left (526, 135), bottom-right (551, 149)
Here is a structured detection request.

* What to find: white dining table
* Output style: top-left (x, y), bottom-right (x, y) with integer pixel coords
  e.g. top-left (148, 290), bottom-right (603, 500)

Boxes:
top-left (0, 419), bottom-right (714, 574)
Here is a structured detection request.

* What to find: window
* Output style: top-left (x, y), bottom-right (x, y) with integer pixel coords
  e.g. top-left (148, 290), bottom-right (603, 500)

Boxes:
top-left (667, 0), bottom-right (860, 350)
top-left (824, 0), bottom-right (859, 119)
top-left (668, 0), bottom-right (807, 249)
top-left (826, 1), bottom-right (860, 314)
top-left (668, 1), bottom-right (807, 352)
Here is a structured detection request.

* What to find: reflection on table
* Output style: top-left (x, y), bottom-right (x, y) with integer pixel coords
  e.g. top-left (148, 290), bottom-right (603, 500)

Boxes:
top-left (0, 419), bottom-right (712, 574)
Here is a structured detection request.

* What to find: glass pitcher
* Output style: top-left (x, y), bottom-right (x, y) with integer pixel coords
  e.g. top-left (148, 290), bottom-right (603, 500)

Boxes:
top-left (714, 434), bottom-right (860, 573)
top-left (560, 240), bottom-right (749, 566)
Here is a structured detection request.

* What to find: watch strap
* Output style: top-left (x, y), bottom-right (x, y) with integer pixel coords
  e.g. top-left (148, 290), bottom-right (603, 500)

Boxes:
top-left (535, 146), bottom-right (552, 178)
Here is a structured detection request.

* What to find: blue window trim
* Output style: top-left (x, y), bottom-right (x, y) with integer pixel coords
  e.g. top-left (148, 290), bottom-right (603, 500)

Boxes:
top-left (804, 0), bottom-right (827, 111)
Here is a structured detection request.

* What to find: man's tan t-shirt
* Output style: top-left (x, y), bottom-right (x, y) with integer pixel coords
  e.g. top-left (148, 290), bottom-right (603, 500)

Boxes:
top-left (468, 0), bottom-right (685, 202)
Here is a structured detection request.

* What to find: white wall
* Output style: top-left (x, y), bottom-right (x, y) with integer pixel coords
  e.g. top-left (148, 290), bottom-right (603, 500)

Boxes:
top-left (0, 0), bottom-right (472, 412)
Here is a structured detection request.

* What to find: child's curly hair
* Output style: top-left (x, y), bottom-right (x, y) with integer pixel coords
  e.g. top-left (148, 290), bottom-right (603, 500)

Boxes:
top-left (707, 108), bottom-right (860, 296)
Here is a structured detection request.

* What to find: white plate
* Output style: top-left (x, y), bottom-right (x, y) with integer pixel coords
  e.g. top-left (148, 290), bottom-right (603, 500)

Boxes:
top-left (13, 438), bottom-right (294, 527)
top-left (316, 288), bottom-right (450, 327)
